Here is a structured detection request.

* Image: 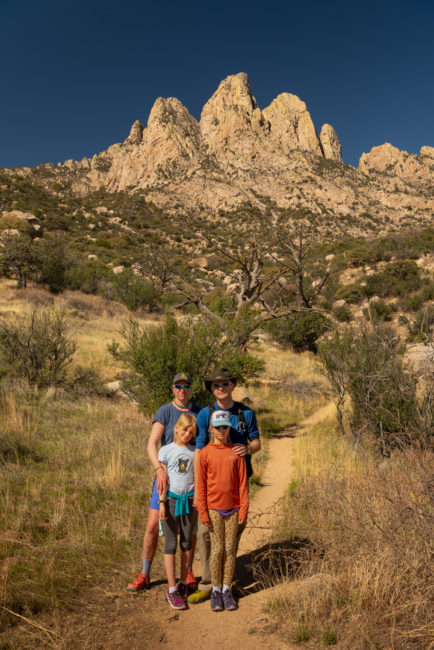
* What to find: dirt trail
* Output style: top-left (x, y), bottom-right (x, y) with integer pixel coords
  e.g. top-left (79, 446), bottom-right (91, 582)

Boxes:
top-left (20, 403), bottom-right (335, 649)
top-left (142, 402), bottom-right (336, 650)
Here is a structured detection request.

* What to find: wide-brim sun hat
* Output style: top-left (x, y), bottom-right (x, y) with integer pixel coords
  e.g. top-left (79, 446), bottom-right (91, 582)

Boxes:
top-left (204, 367), bottom-right (237, 392)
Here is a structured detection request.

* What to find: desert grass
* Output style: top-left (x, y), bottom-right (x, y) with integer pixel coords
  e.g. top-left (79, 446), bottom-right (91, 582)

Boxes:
top-left (247, 344), bottom-right (330, 490)
top-left (0, 385), bottom-right (153, 640)
top-left (0, 279), bottom-right (161, 381)
top-left (264, 418), bottom-right (434, 649)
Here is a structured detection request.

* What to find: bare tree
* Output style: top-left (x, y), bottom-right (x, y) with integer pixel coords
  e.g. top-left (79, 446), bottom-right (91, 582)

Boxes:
top-left (166, 219), bottom-right (329, 351)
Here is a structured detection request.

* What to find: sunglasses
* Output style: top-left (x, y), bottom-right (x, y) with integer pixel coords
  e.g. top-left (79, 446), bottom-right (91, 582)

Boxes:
top-left (214, 425), bottom-right (230, 430)
top-left (174, 383), bottom-right (191, 390)
top-left (212, 381), bottom-right (231, 388)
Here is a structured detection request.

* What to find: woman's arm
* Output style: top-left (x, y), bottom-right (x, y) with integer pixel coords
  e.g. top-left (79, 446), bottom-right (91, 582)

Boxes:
top-left (158, 464), bottom-right (168, 520)
top-left (147, 421), bottom-right (167, 493)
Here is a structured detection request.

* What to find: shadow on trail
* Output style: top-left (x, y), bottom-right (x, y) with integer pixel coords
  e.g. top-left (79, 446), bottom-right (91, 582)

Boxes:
top-left (270, 425), bottom-right (302, 439)
top-left (234, 537), bottom-right (312, 597)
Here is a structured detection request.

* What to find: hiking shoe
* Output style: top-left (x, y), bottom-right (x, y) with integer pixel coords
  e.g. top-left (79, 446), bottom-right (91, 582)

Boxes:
top-left (187, 589), bottom-right (211, 604)
top-left (177, 582), bottom-right (188, 601)
top-left (166, 589), bottom-right (187, 610)
top-left (210, 590), bottom-right (224, 612)
top-left (186, 569), bottom-right (197, 591)
top-left (222, 588), bottom-right (238, 611)
top-left (127, 572), bottom-right (150, 592)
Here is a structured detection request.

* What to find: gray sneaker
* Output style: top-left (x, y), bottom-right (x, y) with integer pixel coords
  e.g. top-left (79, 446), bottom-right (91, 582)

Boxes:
top-left (222, 588), bottom-right (238, 611)
top-left (210, 590), bottom-right (224, 612)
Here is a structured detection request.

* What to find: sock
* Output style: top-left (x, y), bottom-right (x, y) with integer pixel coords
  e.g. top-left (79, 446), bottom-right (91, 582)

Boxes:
top-left (212, 585), bottom-right (221, 593)
top-left (223, 583), bottom-right (230, 592)
top-left (142, 558), bottom-right (152, 575)
top-left (168, 586), bottom-right (177, 594)
top-left (178, 580), bottom-right (186, 586)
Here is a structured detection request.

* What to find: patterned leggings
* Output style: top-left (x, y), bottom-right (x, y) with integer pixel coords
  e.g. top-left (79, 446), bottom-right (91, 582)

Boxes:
top-left (208, 509), bottom-right (239, 587)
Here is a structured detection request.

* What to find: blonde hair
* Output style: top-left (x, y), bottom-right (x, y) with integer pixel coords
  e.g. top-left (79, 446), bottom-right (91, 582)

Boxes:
top-left (174, 413), bottom-right (197, 443)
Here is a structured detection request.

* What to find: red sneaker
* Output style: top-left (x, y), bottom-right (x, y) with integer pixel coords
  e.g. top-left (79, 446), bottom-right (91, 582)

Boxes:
top-left (186, 569), bottom-right (197, 591)
top-left (127, 572), bottom-right (150, 592)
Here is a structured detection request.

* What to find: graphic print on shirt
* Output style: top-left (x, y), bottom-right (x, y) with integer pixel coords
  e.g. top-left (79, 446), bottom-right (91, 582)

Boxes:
top-left (177, 457), bottom-right (190, 474)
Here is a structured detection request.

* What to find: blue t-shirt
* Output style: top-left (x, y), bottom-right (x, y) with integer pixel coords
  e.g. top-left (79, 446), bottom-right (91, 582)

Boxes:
top-left (196, 401), bottom-right (259, 477)
top-left (152, 402), bottom-right (201, 447)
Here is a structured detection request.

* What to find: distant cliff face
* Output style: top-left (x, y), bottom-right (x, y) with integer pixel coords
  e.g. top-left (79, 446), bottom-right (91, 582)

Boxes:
top-left (7, 73), bottom-right (434, 230)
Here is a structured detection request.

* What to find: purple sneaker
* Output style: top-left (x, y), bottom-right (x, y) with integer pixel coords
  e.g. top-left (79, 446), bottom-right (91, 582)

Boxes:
top-left (210, 589), bottom-right (224, 612)
top-left (222, 588), bottom-right (238, 611)
top-left (166, 589), bottom-right (187, 610)
top-left (177, 582), bottom-right (188, 601)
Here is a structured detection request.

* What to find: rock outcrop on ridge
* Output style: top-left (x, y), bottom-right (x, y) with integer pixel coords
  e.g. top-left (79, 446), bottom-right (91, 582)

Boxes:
top-left (4, 72), bottom-right (434, 232)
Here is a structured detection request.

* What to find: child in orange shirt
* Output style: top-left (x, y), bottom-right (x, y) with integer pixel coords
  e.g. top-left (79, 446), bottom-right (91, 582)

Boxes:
top-left (197, 410), bottom-right (248, 611)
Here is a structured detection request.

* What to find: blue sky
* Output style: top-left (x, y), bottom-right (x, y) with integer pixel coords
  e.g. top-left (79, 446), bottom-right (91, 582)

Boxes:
top-left (1, 0), bottom-right (433, 168)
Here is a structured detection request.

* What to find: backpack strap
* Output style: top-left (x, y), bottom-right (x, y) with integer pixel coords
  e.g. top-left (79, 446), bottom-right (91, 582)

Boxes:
top-left (207, 401), bottom-right (216, 435)
top-left (236, 402), bottom-right (248, 442)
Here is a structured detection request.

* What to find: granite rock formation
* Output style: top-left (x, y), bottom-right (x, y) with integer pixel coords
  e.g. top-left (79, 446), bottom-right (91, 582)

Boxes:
top-left (4, 73), bottom-right (434, 232)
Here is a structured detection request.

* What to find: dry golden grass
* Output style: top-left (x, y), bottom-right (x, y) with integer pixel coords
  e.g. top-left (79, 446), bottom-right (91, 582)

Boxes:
top-left (0, 279), bottom-right (161, 381)
top-left (266, 417), bottom-right (434, 649)
top-left (0, 385), bottom-right (153, 640)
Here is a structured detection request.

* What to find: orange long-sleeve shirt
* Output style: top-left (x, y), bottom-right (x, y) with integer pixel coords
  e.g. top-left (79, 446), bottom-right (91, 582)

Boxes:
top-left (197, 442), bottom-right (248, 524)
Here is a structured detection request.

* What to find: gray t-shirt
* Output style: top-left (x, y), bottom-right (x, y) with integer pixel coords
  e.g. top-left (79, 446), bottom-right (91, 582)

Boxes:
top-left (158, 442), bottom-right (195, 495)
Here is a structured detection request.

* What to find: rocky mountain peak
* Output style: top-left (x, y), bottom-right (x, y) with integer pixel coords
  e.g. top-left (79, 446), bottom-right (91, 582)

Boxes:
top-left (125, 119), bottom-right (144, 145)
top-left (319, 124), bottom-right (342, 161)
top-left (262, 93), bottom-right (322, 156)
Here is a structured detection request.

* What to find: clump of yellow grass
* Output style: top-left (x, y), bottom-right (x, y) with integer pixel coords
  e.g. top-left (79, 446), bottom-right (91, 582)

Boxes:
top-left (265, 417), bottom-right (434, 649)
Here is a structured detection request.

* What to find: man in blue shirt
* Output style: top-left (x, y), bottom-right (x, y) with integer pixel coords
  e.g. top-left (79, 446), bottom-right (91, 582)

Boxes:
top-left (188, 368), bottom-right (261, 604)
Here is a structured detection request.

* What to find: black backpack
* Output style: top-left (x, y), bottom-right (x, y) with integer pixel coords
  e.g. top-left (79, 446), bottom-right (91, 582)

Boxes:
top-left (208, 402), bottom-right (248, 442)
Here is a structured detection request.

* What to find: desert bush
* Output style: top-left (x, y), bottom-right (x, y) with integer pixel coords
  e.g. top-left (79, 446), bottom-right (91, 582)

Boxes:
top-left (332, 304), bottom-right (352, 322)
top-left (363, 298), bottom-right (395, 322)
top-left (64, 259), bottom-right (114, 294)
top-left (318, 323), bottom-right (432, 452)
top-left (270, 421), bottom-right (434, 649)
top-left (0, 309), bottom-right (77, 386)
top-left (108, 314), bottom-right (264, 414)
top-left (113, 268), bottom-right (160, 311)
top-left (333, 283), bottom-right (364, 304)
top-left (0, 232), bottom-right (41, 288)
top-left (406, 305), bottom-right (434, 342)
top-left (265, 312), bottom-right (330, 353)
top-left (364, 260), bottom-right (421, 298)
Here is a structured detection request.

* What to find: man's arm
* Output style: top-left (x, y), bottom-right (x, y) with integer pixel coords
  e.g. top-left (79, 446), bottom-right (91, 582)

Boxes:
top-left (147, 421), bottom-right (167, 493)
top-left (232, 409), bottom-right (261, 457)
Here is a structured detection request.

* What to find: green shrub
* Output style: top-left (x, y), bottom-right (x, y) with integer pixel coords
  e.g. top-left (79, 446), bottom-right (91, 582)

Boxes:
top-left (334, 284), bottom-right (364, 305)
top-left (365, 260), bottom-right (421, 298)
top-left (108, 314), bottom-right (264, 414)
top-left (0, 309), bottom-right (76, 386)
top-left (364, 299), bottom-right (395, 322)
top-left (332, 304), bottom-right (352, 322)
top-left (64, 259), bottom-right (114, 294)
top-left (319, 324), bottom-right (432, 453)
top-left (265, 312), bottom-right (330, 353)
top-left (407, 305), bottom-right (434, 342)
top-left (113, 268), bottom-right (159, 311)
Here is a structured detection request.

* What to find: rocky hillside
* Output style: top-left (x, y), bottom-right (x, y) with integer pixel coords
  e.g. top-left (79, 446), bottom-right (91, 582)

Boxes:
top-left (3, 73), bottom-right (434, 233)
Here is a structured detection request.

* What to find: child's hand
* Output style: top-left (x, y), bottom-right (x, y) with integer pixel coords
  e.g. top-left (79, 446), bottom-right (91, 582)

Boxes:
top-left (159, 505), bottom-right (167, 521)
top-left (238, 519), bottom-right (246, 525)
